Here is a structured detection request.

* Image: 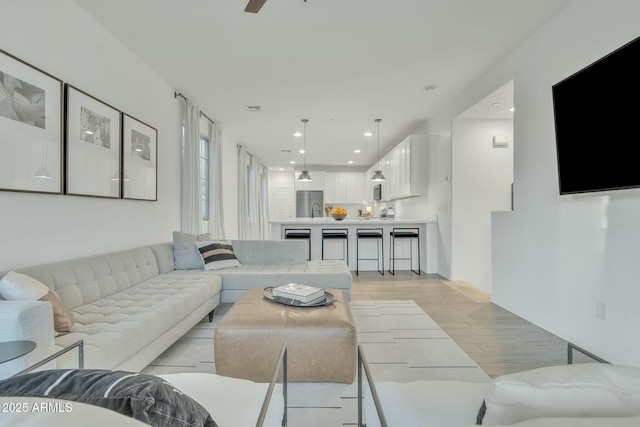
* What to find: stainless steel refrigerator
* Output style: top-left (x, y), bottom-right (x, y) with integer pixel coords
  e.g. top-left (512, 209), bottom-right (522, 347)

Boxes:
top-left (296, 190), bottom-right (324, 218)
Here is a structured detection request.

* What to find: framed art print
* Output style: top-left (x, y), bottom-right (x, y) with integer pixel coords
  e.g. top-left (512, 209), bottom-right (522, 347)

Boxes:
top-left (122, 113), bottom-right (157, 201)
top-left (65, 84), bottom-right (121, 198)
top-left (0, 49), bottom-right (63, 194)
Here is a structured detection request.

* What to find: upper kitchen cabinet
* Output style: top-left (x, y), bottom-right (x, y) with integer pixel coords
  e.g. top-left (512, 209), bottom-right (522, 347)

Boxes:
top-left (325, 172), bottom-right (366, 203)
top-left (294, 171), bottom-right (325, 191)
top-left (375, 135), bottom-right (428, 201)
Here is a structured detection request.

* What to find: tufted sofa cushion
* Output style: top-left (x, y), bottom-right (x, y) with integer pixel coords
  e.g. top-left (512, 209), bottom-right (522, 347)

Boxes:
top-left (9, 247), bottom-right (160, 310)
top-left (54, 273), bottom-right (222, 369)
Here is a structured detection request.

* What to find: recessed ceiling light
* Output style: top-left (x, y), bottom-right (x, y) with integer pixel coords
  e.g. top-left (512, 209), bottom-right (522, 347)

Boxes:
top-left (294, 132), bottom-right (302, 137)
top-left (354, 149), bottom-right (361, 153)
top-left (509, 107), bottom-right (515, 112)
top-left (289, 161), bottom-right (296, 164)
top-left (279, 168), bottom-right (284, 171)
top-left (364, 132), bottom-right (372, 137)
top-left (348, 161), bottom-right (354, 164)
top-left (299, 149), bottom-right (306, 153)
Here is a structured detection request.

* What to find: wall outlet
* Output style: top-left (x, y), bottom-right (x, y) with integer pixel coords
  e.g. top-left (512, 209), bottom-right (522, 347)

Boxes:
top-left (596, 301), bottom-right (607, 320)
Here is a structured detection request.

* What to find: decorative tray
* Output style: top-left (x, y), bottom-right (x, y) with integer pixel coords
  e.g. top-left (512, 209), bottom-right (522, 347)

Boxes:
top-left (263, 287), bottom-right (335, 307)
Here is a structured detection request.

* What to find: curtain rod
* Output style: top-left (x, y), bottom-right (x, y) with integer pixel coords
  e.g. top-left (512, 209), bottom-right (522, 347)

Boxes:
top-left (174, 91), bottom-right (214, 125)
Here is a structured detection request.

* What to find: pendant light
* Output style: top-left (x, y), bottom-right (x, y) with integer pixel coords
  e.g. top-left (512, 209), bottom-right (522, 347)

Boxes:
top-left (371, 118), bottom-right (386, 182)
top-left (298, 119), bottom-right (312, 181)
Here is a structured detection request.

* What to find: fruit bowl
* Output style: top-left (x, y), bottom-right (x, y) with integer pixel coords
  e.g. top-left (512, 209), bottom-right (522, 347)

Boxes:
top-left (331, 213), bottom-right (347, 221)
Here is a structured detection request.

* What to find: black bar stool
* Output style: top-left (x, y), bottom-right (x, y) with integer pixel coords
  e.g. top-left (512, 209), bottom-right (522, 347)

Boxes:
top-left (284, 228), bottom-right (311, 261)
top-left (389, 227), bottom-right (420, 275)
top-left (356, 228), bottom-right (384, 276)
top-left (322, 228), bottom-right (349, 265)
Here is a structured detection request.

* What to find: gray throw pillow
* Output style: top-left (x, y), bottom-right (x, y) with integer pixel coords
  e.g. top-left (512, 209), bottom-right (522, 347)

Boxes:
top-left (173, 231), bottom-right (211, 270)
top-left (0, 369), bottom-right (217, 427)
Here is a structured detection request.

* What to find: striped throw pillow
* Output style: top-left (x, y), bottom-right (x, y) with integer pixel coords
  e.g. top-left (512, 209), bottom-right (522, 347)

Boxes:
top-left (196, 240), bottom-right (241, 270)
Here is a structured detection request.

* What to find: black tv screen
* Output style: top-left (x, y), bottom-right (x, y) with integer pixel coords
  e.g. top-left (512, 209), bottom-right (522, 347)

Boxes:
top-left (552, 36), bottom-right (640, 195)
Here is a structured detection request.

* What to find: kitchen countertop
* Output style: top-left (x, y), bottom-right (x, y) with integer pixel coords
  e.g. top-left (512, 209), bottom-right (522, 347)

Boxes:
top-left (270, 216), bottom-right (436, 225)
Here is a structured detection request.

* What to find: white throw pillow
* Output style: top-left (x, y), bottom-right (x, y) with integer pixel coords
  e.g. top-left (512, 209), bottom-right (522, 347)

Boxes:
top-left (0, 271), bottom-right (49, 300)
top-left (479, 363), bottom-right (640, 425)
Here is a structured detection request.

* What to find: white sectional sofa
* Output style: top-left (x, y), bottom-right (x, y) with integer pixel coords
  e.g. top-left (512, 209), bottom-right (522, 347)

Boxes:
top-left (0, 238), bottom-right (352, 379)
top-left (150, 239), bottom-right (352, 303)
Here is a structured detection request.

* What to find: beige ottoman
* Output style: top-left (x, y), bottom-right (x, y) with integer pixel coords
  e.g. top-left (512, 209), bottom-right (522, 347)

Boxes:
top-left (214, 288), bottom-right (356, 383)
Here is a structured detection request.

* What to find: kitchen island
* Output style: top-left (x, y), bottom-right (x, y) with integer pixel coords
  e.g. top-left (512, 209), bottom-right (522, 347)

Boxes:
top-left (270, 217), bottom-right (437, 273)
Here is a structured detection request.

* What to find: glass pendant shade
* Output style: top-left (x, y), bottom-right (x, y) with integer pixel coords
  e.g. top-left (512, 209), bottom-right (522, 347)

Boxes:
top-left (371, 170), bottom-right (386, 182)
top-left (298, 170), bottom-right (312, 181)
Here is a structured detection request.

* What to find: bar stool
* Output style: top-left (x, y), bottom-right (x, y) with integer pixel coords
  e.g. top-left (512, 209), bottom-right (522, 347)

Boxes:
top-left (322, 228), bottom-right (349, 265)
top-left (389, 227), bottom-right (420, 275)
top-left (356, 228), bottom-right (384, 276)
top-left (284, 228), bottom-right (311, 261)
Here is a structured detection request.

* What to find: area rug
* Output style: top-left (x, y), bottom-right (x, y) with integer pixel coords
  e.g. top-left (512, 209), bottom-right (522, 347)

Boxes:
top-left (142, 300), bottom-right (489, 426)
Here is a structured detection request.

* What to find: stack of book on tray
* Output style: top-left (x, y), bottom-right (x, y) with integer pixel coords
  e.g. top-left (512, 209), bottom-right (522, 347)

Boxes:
top-left (271, 283), bottom-right (326, 306)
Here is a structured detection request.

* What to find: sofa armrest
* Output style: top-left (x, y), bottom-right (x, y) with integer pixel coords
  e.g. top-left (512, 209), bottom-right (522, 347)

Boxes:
top-left (231, 240), bottom-right (308, 265)
top-left (0, 301), bottom-right (55, 379)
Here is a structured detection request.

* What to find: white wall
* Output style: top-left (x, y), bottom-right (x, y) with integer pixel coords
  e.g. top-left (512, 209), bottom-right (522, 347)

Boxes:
top-left (0, 0), bottom-right (181, 270)
top-left (221, 131), bottom-right (239, 239)
top-left (451, 119), bottom-right (513, 292)
top-left (436, 0), bottom-right (640, 364)
top-left (409, 118), bottom-right (454, 278)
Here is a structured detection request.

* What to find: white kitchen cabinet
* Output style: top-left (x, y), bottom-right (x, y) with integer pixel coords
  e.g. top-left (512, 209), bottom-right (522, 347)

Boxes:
top-left (347, 172), bottom-right (366, 203)
top-left (372, 135), bottom-right (427, 201)
top-left (324, 173), bottom-right (338, 202)
top-left (325, 172), bottom-right (366, 203)
top-left (294, 171), bottom-right (325, 191)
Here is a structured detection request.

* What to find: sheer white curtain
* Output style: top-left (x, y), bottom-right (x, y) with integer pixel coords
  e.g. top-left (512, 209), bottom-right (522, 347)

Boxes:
top-left (208, 123), bottom-right (225, 239)
top-left (238, 145), bottom-right (251, 239)
top-left (181, 100), bottom-right (202, 234)
top-left (257, 163), bottom-right (270, 239)
top-left (237, 145), bottom-right (270, 240)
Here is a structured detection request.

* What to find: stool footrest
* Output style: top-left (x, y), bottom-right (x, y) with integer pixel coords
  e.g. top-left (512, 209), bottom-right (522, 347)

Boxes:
top-left (390, 232), bottom-right (419, 238)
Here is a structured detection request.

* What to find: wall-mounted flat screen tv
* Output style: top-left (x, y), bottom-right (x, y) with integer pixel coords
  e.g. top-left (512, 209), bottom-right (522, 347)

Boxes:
top-left (552, 35), bottom-right (640, 195)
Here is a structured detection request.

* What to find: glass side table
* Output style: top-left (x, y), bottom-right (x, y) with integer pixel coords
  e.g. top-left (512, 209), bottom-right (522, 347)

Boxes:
top-left (0, 340), bottom-right (36, 364)
top-left (10, 340), bottom-right (84, 378)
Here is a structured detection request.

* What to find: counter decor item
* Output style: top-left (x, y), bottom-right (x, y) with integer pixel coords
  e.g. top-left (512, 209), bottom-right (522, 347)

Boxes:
top-left (332, 207), bottom-right (347, 220)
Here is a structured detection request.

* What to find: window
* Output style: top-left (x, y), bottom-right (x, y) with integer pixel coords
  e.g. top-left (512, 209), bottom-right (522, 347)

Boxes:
top-left (200, 136), bottom-right (210, 221)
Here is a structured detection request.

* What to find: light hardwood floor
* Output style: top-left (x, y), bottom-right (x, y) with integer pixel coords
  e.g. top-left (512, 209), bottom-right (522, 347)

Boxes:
top-left (351, 271), bottom-right (569, 378)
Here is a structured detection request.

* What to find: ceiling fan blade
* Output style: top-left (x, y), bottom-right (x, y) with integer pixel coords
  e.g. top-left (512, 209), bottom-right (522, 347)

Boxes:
top-left (245, 0), bottom-right (267, 13)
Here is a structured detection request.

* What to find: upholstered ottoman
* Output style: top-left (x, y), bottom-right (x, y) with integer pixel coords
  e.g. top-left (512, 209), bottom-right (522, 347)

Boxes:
top-left (214, 288), bottom-right (356, 383)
